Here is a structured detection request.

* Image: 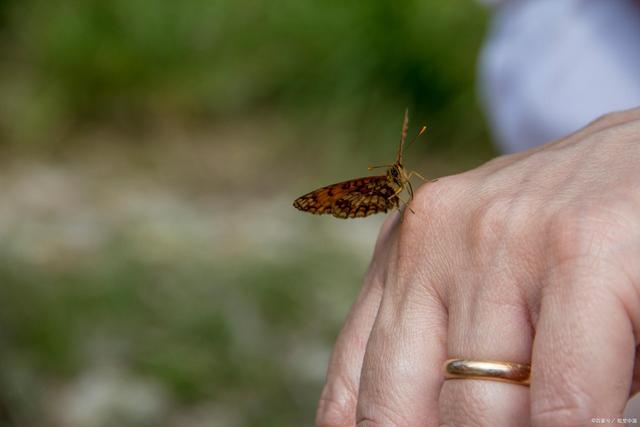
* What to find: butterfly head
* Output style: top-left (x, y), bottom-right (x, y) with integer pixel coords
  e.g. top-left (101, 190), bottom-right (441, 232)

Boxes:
top-left (387, 164), bottom-right (405, 187)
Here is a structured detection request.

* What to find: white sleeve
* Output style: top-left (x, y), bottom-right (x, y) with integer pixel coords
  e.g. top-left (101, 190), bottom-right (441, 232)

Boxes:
top-left (478, 0), bottom-right (640, 153)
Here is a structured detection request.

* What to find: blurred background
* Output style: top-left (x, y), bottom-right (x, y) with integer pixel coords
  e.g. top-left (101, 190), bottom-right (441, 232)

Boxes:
top-left (0, 1), bottom-right (494, 426)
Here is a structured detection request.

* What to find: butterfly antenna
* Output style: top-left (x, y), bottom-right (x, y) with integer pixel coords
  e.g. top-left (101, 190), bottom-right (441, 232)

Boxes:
top-left (397, 108), bottom-right (410, 164)
top-left (406, 125), bottom-right (427, 151)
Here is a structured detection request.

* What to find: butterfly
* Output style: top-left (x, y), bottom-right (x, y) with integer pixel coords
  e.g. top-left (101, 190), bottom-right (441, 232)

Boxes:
top-left (293, 109), bottom-right (430, 219)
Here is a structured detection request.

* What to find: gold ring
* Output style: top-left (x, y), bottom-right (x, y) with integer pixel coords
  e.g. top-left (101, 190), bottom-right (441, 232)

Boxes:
top-left (443, 358), bottom-right (531, 386)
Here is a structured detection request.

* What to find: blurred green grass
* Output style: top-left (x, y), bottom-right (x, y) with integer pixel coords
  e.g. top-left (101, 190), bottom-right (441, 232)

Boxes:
top-left (0, 1), bottom-right (491, 426)
top-left (1, 0), bottom-right (490, 156)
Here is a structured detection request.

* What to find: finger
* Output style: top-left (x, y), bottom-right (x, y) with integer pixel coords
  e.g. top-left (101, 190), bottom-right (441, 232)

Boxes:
top-left (316, 269), bottom-right (385, 427)
top-left (356, 251), bottom-right (448, 425)
top-left (531, 258), bottom-right (636, 426)
top-left (439, 275), bottom-right (533, 426)
top-left (316, 214), bottom-right (400, 427)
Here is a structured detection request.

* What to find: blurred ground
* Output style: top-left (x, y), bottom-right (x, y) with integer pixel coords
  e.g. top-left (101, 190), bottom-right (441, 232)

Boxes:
top-left (0, 1), bottom-right (493, 426)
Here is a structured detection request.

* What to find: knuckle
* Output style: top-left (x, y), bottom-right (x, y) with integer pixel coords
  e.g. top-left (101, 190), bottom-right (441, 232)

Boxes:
top-left (591, 111), bottom-right (619, 127)
top-left (481, 152), bottom-right (515, 170)
top-left (403, 174), bottom-right (471, 235)
top-left (397, 179), bottom-right (449, 243)
top-left (583, 109), bottom-right (640, 139)
top-left (412, 174), bottom-right (469, 213)
top-left (409, 180), bottom-right (444, 218)
top-left (546, 208), bottom-right (584, 261)
top-left (587, 110), bottom-right (636, 130)
top-left (467, 196), bottom-right (513, 252)
top-left (546, 202), bottom-right (633, 264)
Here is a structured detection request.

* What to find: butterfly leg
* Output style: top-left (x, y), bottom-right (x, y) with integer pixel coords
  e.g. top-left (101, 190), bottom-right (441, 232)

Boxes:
top-left (391, 183), bottom-right (416, 201)
top-left (407, 180), bottom-right (414, 200)
top-left (406, 170), bottom-right (427, 181)
top-left (388, 186), bottom-right (414, 214)
top-left (392, 185), bottom-right (404, 198)
top-left (396, 193), bottom-right (415, 214)
top-left (407, 170), bottom-right (439, 183)
top-left (391, 186), bottom-right (416, 214)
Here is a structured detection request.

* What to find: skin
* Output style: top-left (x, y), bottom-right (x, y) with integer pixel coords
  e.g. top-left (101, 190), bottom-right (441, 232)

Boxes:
top-left (316, 108), bottom-right (640, 426)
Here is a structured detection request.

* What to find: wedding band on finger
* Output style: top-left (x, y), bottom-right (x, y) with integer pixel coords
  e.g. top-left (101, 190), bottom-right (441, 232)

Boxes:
top-left (443, 358), bottom-right (531, 386)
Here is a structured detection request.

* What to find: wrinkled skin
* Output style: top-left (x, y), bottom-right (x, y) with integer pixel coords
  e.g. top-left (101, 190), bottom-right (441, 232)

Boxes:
top-left (316, 108), bottom-right (640, 426)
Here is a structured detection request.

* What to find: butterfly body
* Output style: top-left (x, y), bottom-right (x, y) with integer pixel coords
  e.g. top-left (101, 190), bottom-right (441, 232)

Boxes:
top-left (293, 110), bottom-right (427, 219)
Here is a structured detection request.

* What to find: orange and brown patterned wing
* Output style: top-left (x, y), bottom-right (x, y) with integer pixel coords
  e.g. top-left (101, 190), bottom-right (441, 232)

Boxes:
top-left (293, 175), bottom-right (399, 219)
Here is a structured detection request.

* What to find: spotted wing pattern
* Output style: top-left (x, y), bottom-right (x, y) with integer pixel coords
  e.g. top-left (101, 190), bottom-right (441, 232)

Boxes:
top-left (293, 175), bottom-right (399, 219)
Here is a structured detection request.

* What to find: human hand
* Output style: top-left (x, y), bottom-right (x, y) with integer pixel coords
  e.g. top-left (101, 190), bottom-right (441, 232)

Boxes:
top-left (316, 108), bottom-right (640, 426)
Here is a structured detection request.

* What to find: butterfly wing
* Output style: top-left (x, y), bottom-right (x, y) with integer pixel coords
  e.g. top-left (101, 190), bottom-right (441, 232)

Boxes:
top-left (293, 175), bottom-right (399, 219)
